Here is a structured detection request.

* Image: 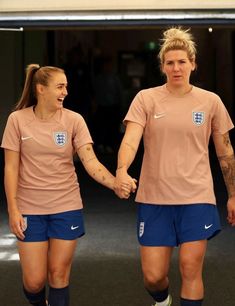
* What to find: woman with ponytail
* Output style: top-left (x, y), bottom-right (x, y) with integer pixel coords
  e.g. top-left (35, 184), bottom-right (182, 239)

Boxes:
top-left (1, 64), bottom-right (135, 306)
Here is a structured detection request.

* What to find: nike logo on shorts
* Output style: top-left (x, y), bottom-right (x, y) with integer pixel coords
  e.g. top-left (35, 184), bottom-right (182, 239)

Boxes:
top-left (204, 224), bottom-right (213, 230)
top-left (71, 225), bottom-right (79, 230)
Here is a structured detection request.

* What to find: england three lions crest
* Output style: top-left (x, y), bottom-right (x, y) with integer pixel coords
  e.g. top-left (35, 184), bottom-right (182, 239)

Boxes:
top-left (192, 111), bottom-right (205, 126)
top-left (54, 131), bottom-right (67, 146)
top-left (139, 222), bottom-right (145, 238)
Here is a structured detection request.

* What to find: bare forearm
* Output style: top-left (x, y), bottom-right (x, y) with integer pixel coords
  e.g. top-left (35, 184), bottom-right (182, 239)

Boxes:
top-left (218, 154), bottom-right (235, 197)
top-left (117, 141), bottom-right (137, 172)
top-left (78, 144), bottom-right (115, 190)
top-left (4, 168), bottom-right (19, 213)
top-left (117, 121), bottom-right (143, 172)
top-left (84, 158), bottom-right (115, 190)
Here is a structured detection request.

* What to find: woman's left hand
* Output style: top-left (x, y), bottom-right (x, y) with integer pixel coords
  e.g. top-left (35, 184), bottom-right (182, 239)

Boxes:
top-left (227, 196), bottom-right (235, 226)
top-left (114, 169), bottom-right (137, 199)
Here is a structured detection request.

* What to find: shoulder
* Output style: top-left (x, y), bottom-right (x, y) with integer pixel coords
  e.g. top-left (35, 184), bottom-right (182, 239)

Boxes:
top-left (133, 85), bottom-right (165, 103)
top-left (192, 86), bottom-right (221, 101)
top-left (132, 85), bottom-right (167, 110)
top-left (7, 107), bottom-right (34, 123)
top-left (61, 108), bottom-right (84, 121)
top-left (137, 85), bottom-right (165, 97)
top-left (192, 87), bottom-right (229, 116)
top-left (60, 108), bottom-right (88, 127)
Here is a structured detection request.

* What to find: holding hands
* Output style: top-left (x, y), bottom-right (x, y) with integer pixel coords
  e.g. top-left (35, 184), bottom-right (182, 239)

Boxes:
top-left (114, 166), bottom-right (137, 199)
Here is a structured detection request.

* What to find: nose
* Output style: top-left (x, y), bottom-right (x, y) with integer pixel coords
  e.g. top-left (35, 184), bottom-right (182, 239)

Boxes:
top-left (173, 63), bottom-right (180, 71)
top-left (63, 87), bottom-right (68, 96)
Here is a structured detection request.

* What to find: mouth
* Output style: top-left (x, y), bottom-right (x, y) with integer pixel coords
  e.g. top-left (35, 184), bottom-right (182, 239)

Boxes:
top-left (57, 98), bottom-right (64, 103)
top-left (172, 76), bottom-right (183, 82)
top-left (173, 75), bottom-right (182, 79)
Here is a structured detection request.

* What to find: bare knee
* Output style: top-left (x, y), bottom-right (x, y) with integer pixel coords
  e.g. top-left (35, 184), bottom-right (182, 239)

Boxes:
top-left (48, 266), bottom-right (70, 287)
top-left (143, 269), bottom-right (168, 290)
top-left (140, 246), bottom-right (172, 291)
top-left (180, 254), bottom-right (205, 299)
top-left (180, 259), bottom-right (202, 282)
top-left (23, 275), bottom-right (46, 293)
top-left (179, 241), bottom-right (206, 283)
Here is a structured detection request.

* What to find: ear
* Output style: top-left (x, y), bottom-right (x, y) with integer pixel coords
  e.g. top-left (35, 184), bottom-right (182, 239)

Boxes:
top-left (160, 64), bottom-right (166, 75)
top-left (192, 65), bottom-right (197, 72)
top-left (36, 83), bottom-right (45, 95)
top-left (191, 59), bottom-right (196, 71)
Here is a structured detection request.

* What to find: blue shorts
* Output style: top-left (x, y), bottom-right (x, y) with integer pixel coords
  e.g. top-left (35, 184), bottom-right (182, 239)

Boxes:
top-left (20, 209), bottom-right (85, 242)
top-left (137, 203), bottom-right (221, 246)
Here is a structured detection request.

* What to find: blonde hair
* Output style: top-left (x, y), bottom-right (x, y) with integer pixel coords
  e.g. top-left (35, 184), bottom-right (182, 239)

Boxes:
top-left (14, 64), bottom-right (64, 110)
top-left (158, 27), bottom-right (196, 65)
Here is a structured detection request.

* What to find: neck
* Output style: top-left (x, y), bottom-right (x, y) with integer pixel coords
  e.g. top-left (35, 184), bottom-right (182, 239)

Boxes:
top-left (34, 105), bottom-right (57, 120)
top-left (166, 84), bottom-right (193, 97)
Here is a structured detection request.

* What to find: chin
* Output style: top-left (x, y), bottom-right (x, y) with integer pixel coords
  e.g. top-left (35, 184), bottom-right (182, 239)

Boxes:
top-left (171, 82), bottom-right (183, 87)
top-left (173, 79), bottom-right (185, 85)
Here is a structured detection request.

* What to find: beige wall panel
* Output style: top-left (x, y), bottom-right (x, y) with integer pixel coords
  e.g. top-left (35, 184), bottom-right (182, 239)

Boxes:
top-left (1, 0), bottom-right (235, 11)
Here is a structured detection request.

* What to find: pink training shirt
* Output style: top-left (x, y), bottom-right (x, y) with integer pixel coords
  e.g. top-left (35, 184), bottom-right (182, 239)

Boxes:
top-left (124, 84), bottom-right (234, 205)
top-left (1, 107), bottom-right (93, 214)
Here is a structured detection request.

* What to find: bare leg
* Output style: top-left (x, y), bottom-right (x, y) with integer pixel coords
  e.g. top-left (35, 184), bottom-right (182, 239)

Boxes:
top-left (179, 240), bottom-right (207, 300)
top-left (48, 238), bottom-right (77, 288)
top-left (18, 241), bottom-right (48, 305)
top-left (140, 246), bottom-right (173, 291)
top-left (47, 238), bottom-right (77, 306)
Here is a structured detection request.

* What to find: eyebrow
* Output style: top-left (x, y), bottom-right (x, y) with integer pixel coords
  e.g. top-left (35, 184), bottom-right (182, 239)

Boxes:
top-left (165, 58), bottom-right (187, 62)
top-left (56, 82), bottom-right (67, 86)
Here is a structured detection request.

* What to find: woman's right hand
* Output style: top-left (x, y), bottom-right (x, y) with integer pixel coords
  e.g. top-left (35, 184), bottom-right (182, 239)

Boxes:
top-left (114, 167), bottom-right (137, 199)
top-left (8, 209), bottom-right (26, 240)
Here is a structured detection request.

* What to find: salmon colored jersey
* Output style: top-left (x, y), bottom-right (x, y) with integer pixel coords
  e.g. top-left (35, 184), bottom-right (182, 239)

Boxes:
top-left (1, 107), bottom-right (93, 214)
top-left (124, 84), bottom-right (234, 205)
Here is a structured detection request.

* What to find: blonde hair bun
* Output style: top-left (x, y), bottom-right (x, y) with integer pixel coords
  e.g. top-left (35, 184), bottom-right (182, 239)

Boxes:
top-left (159, 26), bottom-right (196, 64)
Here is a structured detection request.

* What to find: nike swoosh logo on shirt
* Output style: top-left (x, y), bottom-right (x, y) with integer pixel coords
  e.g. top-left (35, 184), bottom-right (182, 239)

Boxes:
top-left (21, 136), bottom-right (33, 141)
top-left (205, 224), bottom-right (213, 230)
top-left (154, 113), bottom-right (165, 119)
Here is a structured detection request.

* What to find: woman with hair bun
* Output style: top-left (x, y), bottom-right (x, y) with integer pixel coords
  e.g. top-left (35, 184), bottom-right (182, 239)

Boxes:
top-left (1, 64), bottom-right (135, 306)
top-left (115, 27), bottom-right (235, 306)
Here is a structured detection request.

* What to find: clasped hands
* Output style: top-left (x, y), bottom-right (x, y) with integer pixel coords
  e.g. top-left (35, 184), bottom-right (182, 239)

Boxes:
top-left (113, 169), bottom-right (137, 199)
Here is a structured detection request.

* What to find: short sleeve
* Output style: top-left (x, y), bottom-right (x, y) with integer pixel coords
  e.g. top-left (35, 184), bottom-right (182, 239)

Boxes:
top-left (72, 114), bottom-right (93, 150)
top-left (1, 112), bottom-right (21, 152)
top-left (123, 91), bottom-right (147, 127)
top-left (211, 97), bottom-right (234, 135)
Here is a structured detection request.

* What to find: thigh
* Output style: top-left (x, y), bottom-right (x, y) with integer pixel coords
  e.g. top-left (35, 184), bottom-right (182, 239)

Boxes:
top-left (18, 241), bottom-right (48, 285)
top-left (140, 246), bottom-right (173, 278)
top-left (48, 238), bottom-right (77, 267)
top-left (179, 240), bottom-right (207, 272)
top-left (48, 238), bottom-right (77, 285)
